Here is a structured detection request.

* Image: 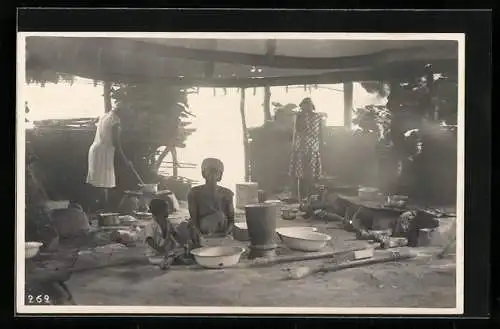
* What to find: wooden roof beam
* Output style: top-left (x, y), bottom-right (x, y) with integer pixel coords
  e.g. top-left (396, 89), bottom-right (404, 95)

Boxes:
top-left (28, 37), bottom-right (458, 70)
top-left (31, 59), bottom-right (456, 88)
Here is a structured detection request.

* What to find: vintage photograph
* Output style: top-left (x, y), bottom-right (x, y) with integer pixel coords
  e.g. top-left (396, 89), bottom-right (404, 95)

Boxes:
top-left (16, 33), bottom-right (464, 314)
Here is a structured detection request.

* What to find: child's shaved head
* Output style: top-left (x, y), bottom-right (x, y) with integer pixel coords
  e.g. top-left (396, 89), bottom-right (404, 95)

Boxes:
top-left (149, 198), bottom-right (169, 217)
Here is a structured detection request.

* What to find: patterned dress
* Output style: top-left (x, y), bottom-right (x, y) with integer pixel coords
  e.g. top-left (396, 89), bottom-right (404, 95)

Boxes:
top-left (289, 111), bottom-right (323, 179)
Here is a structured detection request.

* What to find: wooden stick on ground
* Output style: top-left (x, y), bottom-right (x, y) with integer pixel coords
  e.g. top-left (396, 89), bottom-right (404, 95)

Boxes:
top-left (169, 246), bottom-right (380, 271)
top-left (237, 248), bottom-right (367, 269)
top-left (286, 249), bottom-right (416, 280)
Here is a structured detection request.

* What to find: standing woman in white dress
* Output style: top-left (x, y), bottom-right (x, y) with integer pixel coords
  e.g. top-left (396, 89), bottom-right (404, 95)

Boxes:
top-left (86, 107), bottom-right (130, 211)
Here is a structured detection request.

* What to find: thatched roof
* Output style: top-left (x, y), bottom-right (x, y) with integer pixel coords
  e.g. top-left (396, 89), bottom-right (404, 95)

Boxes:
top-left (26, 37), bottom-right (458, 87)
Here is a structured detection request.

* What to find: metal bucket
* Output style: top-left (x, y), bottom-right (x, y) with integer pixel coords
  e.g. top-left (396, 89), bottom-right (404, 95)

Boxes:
top-left (244, 203), bottom-right (278, 259)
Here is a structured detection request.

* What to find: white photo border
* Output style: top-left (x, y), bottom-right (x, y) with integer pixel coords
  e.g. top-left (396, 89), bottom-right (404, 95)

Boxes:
top-left (16, 32), bottom-right (465, 315)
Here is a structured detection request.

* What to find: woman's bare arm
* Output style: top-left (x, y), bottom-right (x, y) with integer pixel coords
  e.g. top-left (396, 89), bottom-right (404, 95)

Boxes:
top-left (187, 189), bottom-right (199, 230)
top-left (145, 237), bottom-right (164, 253)
top-left (295, 113), bottom-right (305, 132)
top-left (224, 191), bottom-right (235, 235)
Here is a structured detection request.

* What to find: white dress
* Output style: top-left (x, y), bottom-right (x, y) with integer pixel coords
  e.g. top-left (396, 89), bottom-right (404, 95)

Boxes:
top-left (86, 111), bottom-right (121, 188)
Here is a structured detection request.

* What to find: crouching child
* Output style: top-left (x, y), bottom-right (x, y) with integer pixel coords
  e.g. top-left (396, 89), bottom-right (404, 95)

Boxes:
top-left (145, 198), bottom-right (200, 269)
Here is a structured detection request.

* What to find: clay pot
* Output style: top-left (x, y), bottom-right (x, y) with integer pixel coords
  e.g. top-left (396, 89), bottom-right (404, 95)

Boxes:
top-left (244, 203), bottom-right (278, 259)
top-left (118, 194), bottom-right (140, 214)
top-left (50, 207), bottom-right (91, 238)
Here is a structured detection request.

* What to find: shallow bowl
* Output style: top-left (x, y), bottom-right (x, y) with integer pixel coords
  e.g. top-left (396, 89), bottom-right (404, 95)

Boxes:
top-left (276, 226), bottom-right (318, 236)
top-left (190, 246), bottom-right (245, 269)
top-left (25, 242), bottom-right (43, 259)
top-left (279, 231), bottom-right (332, 252)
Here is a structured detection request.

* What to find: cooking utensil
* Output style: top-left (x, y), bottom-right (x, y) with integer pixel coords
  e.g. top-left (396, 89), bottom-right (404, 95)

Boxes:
top-left (245, 203), bottom-right (279, 259)
top-left (386, 195), bottom-right (409, 207)
top-left (281, 208), bottom-right (298, 220)
top-left (264, 200), bottom-right (282, 205)
top-left (25, 242), bottom-right (43, 259)
top-left (380, 237), bottom-right (408, 249)
top-left (392, 195), bottom-right (409, 202)
top-left (134, 212), bottom-right (153, 220)
top-left (358, 187), bottom-right (380, 200)
top-left (119, 215), bottom-right (139, 225)
top-left (279, 231), bottom-right (332, 252)
top-left (276, 226), bottom-right (318, 243)
top-left (138, 183), bottom-right (159, 194)
top-left (98, 213), bottom-right (121, 226)
top-left (190, 246), bottom-right (246, 269)
top-left (331, 185), bottom-right (359, 196)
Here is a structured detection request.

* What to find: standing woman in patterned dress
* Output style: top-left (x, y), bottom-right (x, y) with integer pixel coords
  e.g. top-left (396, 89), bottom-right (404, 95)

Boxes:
top-left (289, 97), bottom-right (324, 200)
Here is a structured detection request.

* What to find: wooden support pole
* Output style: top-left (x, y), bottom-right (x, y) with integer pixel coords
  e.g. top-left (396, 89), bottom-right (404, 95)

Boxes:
top-left (425, 64), bottom-right (439, 121)
top-left (171, 147), bottom-right (179, 178)
top-left (239, 88), bottom-right (250, 182)
top-left (263, 40), bottom-right (276, 122)
top-left (264, 86), bottom-right (272, 121)
top-left (103, 81), bottom-right (112, 113)
top-left (343, 81), bottom-right (353, 129)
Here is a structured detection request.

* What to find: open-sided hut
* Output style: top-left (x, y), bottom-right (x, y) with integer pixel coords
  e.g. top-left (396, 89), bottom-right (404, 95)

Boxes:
top-left (25, 36), bottom-right (459, 207)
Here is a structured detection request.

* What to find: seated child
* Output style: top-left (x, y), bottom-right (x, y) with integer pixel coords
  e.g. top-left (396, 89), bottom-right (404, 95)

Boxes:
top-left (145, 198), bottom-right (199, 269)
top-left (187, 158), bottom-right (235, 238)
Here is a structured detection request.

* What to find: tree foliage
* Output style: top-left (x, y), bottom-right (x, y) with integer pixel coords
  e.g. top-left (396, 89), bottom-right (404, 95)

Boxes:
top-left (110, 82), bottom-right (196, 178)
top-left (356, 67), bottom-right (458, 199)
top-left (360, 82), bottom-right (390, 98)
top-left (357, 70), bottom-right (458, 134)
top-left (111, 83), bottom-right (195, 147)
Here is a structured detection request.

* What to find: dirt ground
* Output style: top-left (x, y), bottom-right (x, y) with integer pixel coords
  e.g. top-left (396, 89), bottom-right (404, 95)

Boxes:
top-left (67, 215), bottom-right (457, 308)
